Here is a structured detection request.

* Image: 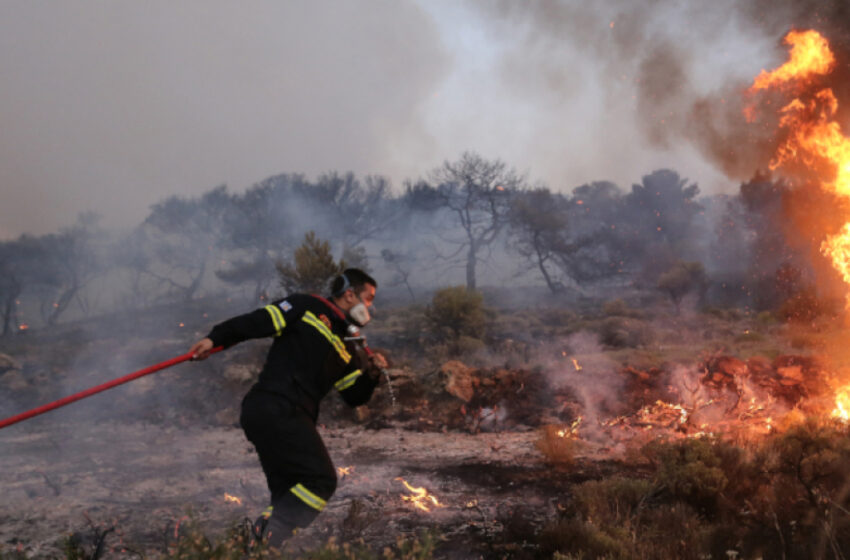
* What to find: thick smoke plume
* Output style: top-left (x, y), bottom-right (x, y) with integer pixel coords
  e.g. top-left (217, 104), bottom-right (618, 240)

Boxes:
top-left (471, 0), bottom-right (850, 182)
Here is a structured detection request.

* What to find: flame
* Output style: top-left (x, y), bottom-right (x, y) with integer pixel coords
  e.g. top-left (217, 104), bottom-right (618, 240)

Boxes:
top-left (821, 224), bottom-right (850, 291)
top-left (18, 324), bottom-right (28, 331)
top-left (571, 358), bottom-right (583, 371)
top-left (396, 477), bottom-right (443, 512)
top-left (223, 493), bottom-right (242, 505)
top-left (749, 29), bottom-right (835, 92)
top-left (557, 416), bottom-right (583, 438)
top-left (833, 388), bottom-right (850, 422)
top-left (337, 466), bottom-right (354, 478)
top-left (748, 30), bottom-right (850, 418)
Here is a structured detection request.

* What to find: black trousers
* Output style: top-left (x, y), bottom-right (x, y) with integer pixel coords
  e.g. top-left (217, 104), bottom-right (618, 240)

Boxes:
top-left (240, 389), bottom-right (337, 546)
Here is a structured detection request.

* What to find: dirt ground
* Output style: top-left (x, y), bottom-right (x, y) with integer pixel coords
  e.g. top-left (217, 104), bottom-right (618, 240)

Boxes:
top-left (0, 412), bottom-right (620, 559)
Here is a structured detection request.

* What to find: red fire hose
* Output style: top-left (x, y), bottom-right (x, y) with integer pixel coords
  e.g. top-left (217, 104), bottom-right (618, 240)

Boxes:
top-left (0, 347), bottom-right (222, 430)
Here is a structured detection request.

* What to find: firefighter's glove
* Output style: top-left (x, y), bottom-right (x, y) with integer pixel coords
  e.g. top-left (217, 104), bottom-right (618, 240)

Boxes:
top-left (364, 353), bottom-right (388, 384)
top-left (369, 352), bottom-right (388, 371)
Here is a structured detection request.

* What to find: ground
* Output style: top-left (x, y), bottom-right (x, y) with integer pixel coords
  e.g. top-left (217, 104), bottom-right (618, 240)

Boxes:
top-left (0, 414), bottom-right (590, 559)
top-left (3, 298), bottom-right (847, 558)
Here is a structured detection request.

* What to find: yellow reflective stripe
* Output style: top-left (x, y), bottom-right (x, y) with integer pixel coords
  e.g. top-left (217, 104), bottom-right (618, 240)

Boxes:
top-left (335, 369), bottom-right (362, 391)
top-left (302, 311), bottom-right (351, 363)
top-left (261, 506), bottom-right (274, 519)
top-left (290, 483), bottom-right (326, 511)
top-left (264, 305), bottom-right (286, 336)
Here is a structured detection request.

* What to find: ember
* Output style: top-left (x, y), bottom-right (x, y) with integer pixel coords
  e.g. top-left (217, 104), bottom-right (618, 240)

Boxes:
top-left (557, 416), bottom-right (582, 438)
top-left (395, 477), bottom-right (443, 512)
top-left (337, 465), bottom-right (354, 478)
top-left (223, 493), bottom-right (241, 505)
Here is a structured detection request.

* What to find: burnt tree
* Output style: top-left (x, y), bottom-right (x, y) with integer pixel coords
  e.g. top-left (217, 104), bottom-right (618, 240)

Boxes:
top-left (508, 188), bottom-right (571, 294)
top-left (428, 152), bottom-right (524, 291)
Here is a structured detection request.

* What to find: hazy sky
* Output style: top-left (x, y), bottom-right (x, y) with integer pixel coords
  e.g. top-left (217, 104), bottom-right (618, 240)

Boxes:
top-left (0, 0), bottom-right (826, 238)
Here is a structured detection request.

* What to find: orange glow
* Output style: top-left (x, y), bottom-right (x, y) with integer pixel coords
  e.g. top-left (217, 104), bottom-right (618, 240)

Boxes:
top-left (571, 358), bottom-right (583, 371)
top-left (396, 477), bottom-right (443, 512)
top-left (18, 324), bottom-right (28, 331)
top-left (821, 223), bottom-right (850, 294)
top-left (337, 466), bottom-right (354, 478)
top-left (557, 416), bottom-right (583, 438)
top-left (833, 389), bottom-right (850, 422)
top-left (750, 29), bottom-right (835, 92)
top-left (747, 29), bottom-right (850, 416)
top-left (223, 493), bottom-right (242, 505)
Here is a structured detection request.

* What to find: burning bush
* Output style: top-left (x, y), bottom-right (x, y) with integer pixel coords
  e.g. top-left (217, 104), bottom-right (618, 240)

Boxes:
top-left (535, 424), bottom-right (580, 467)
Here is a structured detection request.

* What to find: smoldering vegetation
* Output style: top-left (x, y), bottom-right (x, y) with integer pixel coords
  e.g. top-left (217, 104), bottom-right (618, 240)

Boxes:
top-left (0, 151), bottom-right (840, 442)
top-left (4, 152), bottom-right (850, 559)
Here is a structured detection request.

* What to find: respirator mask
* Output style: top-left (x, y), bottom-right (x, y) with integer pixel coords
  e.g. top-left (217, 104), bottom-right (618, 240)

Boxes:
top-left (334, 273), bottom-right (372, 327)
top-left (347, 297), bottom-right (371, 327)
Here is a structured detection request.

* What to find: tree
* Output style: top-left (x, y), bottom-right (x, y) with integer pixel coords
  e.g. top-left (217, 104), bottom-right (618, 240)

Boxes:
top-left (549, 182), bottom-right (627, 287)
top-left (143, 186), bottom-right (232, 302)
top-left (293, 172), bottom-right (397, 254)
top-left (380, 248), bottom-right (416, 301)
top-left (37, 213), bottom-right (108, 325)
top-left (508, 188), bottom-right (571, 293)
top-left (657, 260), bottom-right (707, 313)
top-left (276, 232), bottom-right (345, 294)
top-left (428, 152), bottom-right (525, 290)
top-left (0, 235), bottom-right (43, 335)
top-left (216, 176), bottom-right (304, 301)
top-left (618, 169), bottom-right (702, 280)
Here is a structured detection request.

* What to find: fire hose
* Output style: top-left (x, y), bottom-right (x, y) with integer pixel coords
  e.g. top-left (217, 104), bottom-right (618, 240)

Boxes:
top-left (0, 347), bottom-right (223, 430)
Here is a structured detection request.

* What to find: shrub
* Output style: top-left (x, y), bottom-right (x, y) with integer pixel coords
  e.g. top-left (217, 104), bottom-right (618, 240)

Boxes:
top-left (424, 286), bottom-right (487, 355)
top-left (643, 438), bottom-right (728, 514)
top-left (276, 231), bottom-right (345, 294)
top-left (537, 519), bottom-right (628, 559)
top-left (656, 261), bottom-right (707, 313)
top-left (602, 299), bottom-right (643, 319)
top-left (597, 317), bottom-right (652, 348)
top-left (535, 424), bottom-right (580, 466)
top-left (776, 288), bottom-right (829, 323)
top-left (573, 477), bottom-right (654, 527)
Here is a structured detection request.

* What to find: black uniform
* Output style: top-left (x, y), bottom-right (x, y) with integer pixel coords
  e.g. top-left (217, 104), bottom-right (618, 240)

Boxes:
top-left (206, 293), bottom-right (378, 545)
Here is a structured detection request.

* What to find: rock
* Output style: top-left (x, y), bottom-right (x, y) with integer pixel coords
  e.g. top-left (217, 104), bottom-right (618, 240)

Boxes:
top-left (0, 353), bottom-right (21, 374)
top-left (440, 360), bottom-right (478, 403)
top-left (223, 364), bottom-right (255, 385)
top-left (0, 369), bottom-right (28, 391)
top-left (701, 356), bottom-right (746, 390)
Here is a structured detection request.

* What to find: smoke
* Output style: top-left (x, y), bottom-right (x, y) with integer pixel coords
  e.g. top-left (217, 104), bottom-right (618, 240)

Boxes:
top-left (0, 1), bottom-right (448, 238)
top-left (468, 0), bottom-right (850, 184)
top-left (544, 331), bottom-right (623, 441)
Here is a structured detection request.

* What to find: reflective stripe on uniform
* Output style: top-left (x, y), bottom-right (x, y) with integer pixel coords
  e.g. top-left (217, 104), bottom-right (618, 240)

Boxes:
top-left (264, 305), bottom-right (286, 336)
top-left (334, 369), bottom-right (362, 391)
top-left (290, 483), bottom-right (327, 511)
top-left (302, 311), bottom-right (351, 363)
top-left (261, 505), bottom-right (274, 519)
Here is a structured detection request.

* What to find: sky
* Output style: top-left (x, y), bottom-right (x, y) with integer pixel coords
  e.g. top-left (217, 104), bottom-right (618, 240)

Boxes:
top-left (0, 0), bottom-right (844, 239)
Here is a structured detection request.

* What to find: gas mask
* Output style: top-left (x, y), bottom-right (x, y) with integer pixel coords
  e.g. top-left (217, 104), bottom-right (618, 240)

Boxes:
top-left (347, 296), bottom-right (371, 327)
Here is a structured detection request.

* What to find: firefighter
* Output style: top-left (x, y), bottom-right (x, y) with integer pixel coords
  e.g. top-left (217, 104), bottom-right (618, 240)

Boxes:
top-left (189, 268), bottom-right (386, 547)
